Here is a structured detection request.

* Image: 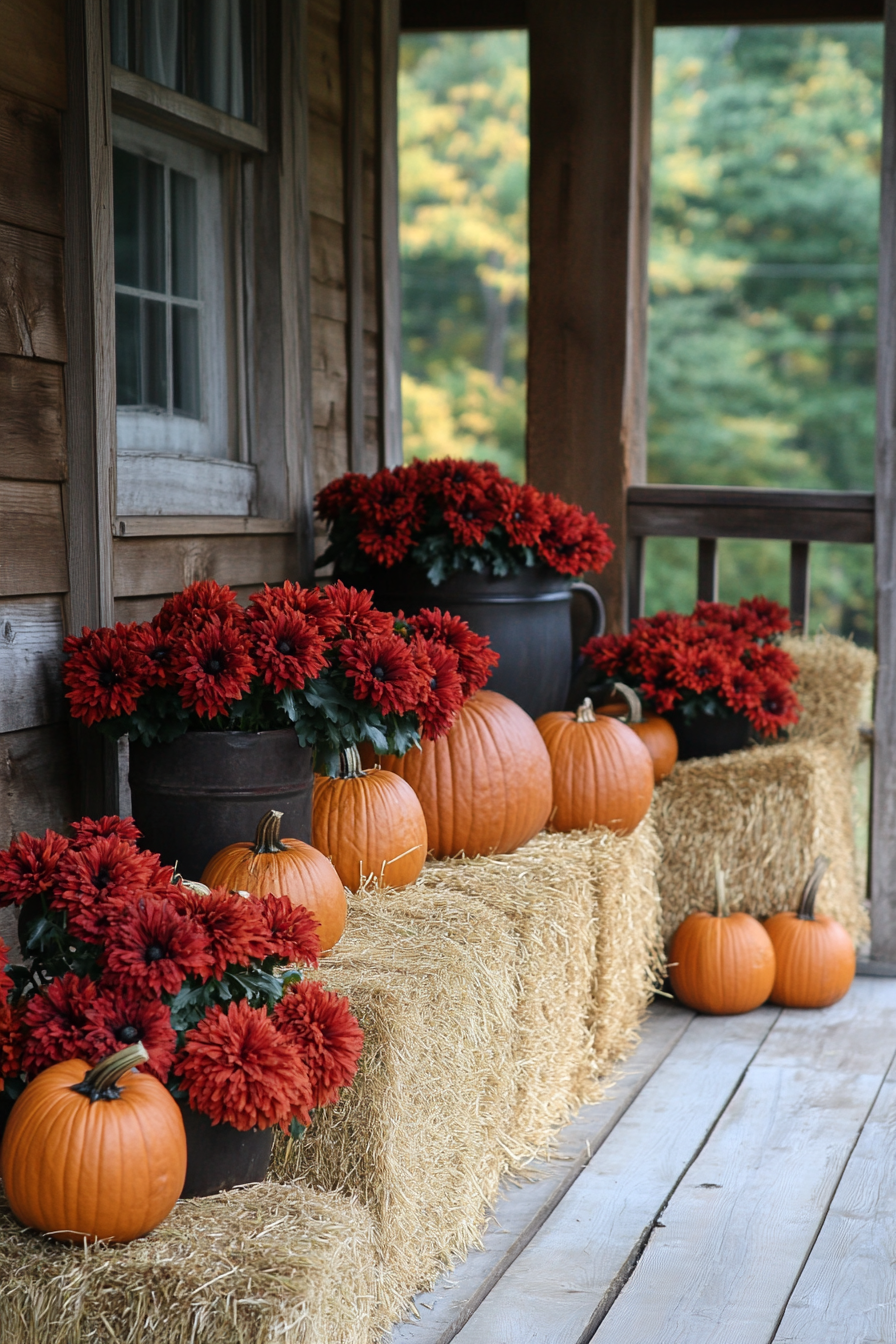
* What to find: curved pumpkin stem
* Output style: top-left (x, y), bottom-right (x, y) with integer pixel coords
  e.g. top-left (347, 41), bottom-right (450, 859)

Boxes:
top-left (576, 698), bottom-right (597, 723)
top-left (254, 809), bottom-right (287, 854)
top-left (337, 745), bottom-right (365, 779)
top-left (714, 856), bottom-right (728, 919)
top-left (612, 682), bottom-right (644, 726)
top-left (797, 855), bottom-right (831, 921)
top-left (71, 1043), bottom-right (149, 1103)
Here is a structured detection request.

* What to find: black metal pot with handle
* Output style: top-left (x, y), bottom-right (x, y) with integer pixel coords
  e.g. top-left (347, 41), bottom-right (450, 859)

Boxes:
top-left (357, 563), bottom-right (605, 721)
top-left (177, 1099), bottom-right (276, 1198)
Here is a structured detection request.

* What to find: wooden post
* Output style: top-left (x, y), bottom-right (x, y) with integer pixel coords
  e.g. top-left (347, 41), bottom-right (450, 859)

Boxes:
top-left (342, 0), bottom-right (372, 473)
top-left (789, 540), bottom-right (811, 632)
top-left (697, 538), bottom-right (719, 603)
top-left (872, 0), bottom-right (896, 960)
top-left (527, 0), bottom-right (655, 633)
top-left (377, 0), bottom-right (402, 468)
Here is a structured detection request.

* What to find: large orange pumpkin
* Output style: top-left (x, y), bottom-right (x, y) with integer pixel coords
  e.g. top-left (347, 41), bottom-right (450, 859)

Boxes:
top-left (1, 1043), bottom-right (186, 1243)
top-left (536, 693), bottom-right (654, 834)
top-left (378, 689), bottom-right (553, 858)
top-left (313, 745), bottom-right (428, 890)
top-left (596, 687), bottom-right (678, 783)
top-left (668, 865), bottom-right (776, 1014)
top-left (201, 810), bottom-right (348, 952)
top-left (765, 856), bottom-right (855, 1009)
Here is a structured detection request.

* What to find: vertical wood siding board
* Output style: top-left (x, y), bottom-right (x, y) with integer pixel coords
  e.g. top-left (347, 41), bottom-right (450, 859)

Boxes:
top-left (0, 222), bottom-right (66, 361)
top-left (0, 597), bottom-right (66, 733)
top-left (0, 481), bottom-right (68, 596)
top-left (0, 724), bottom-right (77, 848)
top-left (0, 0), bottom-right (67, 110)
top-left (308, 5), bottom-right (343, 124)
top-left (343, 0), bottom-right (371, 473)
top-left (872, 0), bottom-right (896, 959)
top-left (621, 0), bottom-right (654, 491)
top-left (0, 356), bottom-right (66, 479)
top-left (0, 90), bottom-right (64, 236)
top-left (527, 1), bottom-right (653, 634)
top-left (311, 212), bottom-right (348, 287)
top-left (309, 113), bottom-right (346, 222)
top-left (377, 0), bottom-right (402, 468)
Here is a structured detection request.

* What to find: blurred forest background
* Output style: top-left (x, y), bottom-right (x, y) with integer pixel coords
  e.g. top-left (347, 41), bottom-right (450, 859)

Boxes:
top-left (399, 24), bottom-right (882, 641)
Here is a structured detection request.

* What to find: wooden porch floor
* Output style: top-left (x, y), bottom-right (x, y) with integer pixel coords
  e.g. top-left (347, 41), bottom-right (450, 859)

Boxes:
top-left (389, 976), bottom-right (896, 1344)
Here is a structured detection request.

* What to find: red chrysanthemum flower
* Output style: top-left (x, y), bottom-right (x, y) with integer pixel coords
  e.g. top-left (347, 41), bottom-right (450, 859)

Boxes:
top-left (62, 624), bottom-right (148, 727)
top-left (170, 885), bottom-right (270, 977)
top-left (0, 829), bottom-right (69, 908)
top-left (356, 519), bottom-right (418, 567)
top-left (722, 665), bottom-right (764, 715)
top-left (248, 582), bottom-right (343, 640)
top-left (415, 638), bottom-right (465, 740)
top-left (669, 645), bottom-right (729, 695)
top-left (170, 617), bottom-right (256, 719)
top-left (53, 837), bottom-right (173, 943)
top-left (339, 632), bottom-right (427, 715)
top-left (274, 979), bottom-right (364, 1119)
top-left (0, 1000), bottom-right (25, 1080)
top-left (0, 938), bottom-right (12, 1003)
top-left (315, 471), bottom-right (368, 521)
top-left (408, 609), bottom-right (499, 697)
top-left (499, 483), bottom-right (548, 548)
top-left (21, 973), bottom-right (99, 1077)
top-left (582, 631), bottom-right (631, 679)
top-left (351, 468), bottom-right (426, 568)
top-left (103, 897), bottom-right (212, 995)
top-left (85, 984), bottom-right (177, 1081)
top-left (441, 481), bottom-right (504, 548)
top-left (260, 894), bottom-right (321, 967)
top-left (178, 999), bottom-right (313, 1131)
top-left (70, 815), bottom-right (142, 849)
top-left (536, 495), bottom-right (614, 576)
top-left (750, 675), bottom-right (802, 738)
top-left (130, 622), bottom-right (174, 686)
top-left (419, 456), bottom-right (501, 508)
top-left (250, 610), bottom-right (328, 694)
top-left (321, 582), bottom-right (395, 641)
top-left (155, 579), bottom-right (246, 635)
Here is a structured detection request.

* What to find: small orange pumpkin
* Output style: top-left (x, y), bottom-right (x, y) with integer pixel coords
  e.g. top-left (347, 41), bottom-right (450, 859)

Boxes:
top-left (378, 689), bottom-right (553, 859)
top-left (202, 810), bottom-right (348, 952)
top-left (765, 856), bottom-right (855, 1009)
top-left (1, 1043), bottom-right (186, 1243)
top-left (596, 687), bottom-right (678, 783)
top-left (536, 690), bottom-right (654, 834)
top-left (668, 864), bottom-right (776, 1015)
top-left (313, 745), bottom-right (428, 890)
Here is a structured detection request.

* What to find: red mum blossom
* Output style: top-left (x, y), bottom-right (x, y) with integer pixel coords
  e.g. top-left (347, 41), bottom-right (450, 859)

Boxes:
top-left (0, 939), bottom-right (11, 1002)
top-left (408, 609), bottom-right (499, 696)
top-left (70, 815), bottom-right (142, 849)
top-left (339, 632), bottom-right (427, 715)
top-left (170, 617), bottom-right (256, 719)
top-left (315, 471), bottom-right (368, 521)
top-left (582, 631), bottom-right (631, 680)
top-left (442, 482), bottom-right (504, 548)
top-left (419, 457), bottom-right (501, 507)
top-left (103, 898), bottom-right (212, 995)
top-left (21, 973), bottom-right (99, 1077)
top-left (722, 665), bottom-right (764, 715)
top-left (274, 979), bottom-right (364, 1119)
top-left (750, 676), bottom-right (802, 738)
top-left (62, 624), bottom-right (148, 727)
top-left (260, 894), bottom-right (321, 967)
top-left (499, 483), bottom-right (548, 548)
top-left (537, 495), bottom-right (614, 576)
top-left (354, 468), bottom-right (425, 567)
top-left (85, 984), bottom-right (177, 1082)
top-left (155, 579), bottom-right (246, 635)
top-left (0, 1001), bottom-right (25, 1079)
top-left (0, 829), bottom-right (69, 908)
top-left (356, 519), bottom-right (418, 567)
top-left (53, 837), bottom-right (173, 943)
top-left (250, 611), bottom-right (328, 694)
top-left (415, 638), bottom-right (465, 740)
top-left (668, 645), bottom-right (729, 695)
top-left (170, 885), bottom-right (270, 977)
top-left (322, 582), bottom-right (394, 641)
top-left (248, 582), bottom-right (343, 640)
top-left (178, 999), bottom-right (313, 1131)
top-left (129, 622), bottom-right (174, 686)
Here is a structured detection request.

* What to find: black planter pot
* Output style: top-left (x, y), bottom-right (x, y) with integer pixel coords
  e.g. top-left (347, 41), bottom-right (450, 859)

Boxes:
top-left (178, 1100), bottom-right (276, 1198)
top-left (358, 563), bottom-right (605, 721)
top-left (129, 730), bottom-right (313, 878)
top-left (665, 710), bottom-right (752, 761)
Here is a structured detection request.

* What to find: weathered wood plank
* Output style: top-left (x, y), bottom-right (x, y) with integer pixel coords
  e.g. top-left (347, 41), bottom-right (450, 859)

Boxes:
top-left (344, 0), bottom-right (373, 473)
top-left (0, 723), bottom-right (76, 846)
top-left (453, 1007), bottom-right (780, 1344)
top-left (0, 0), bottom-right (66, 110)
top-left (309, 112), bottom-right (344, 223)
top-left (0, 222), bottom-right (66, 361)
top-left (389, 1003), bottom-right (694, 1344)
top-left (0, 597), bottom-right (65, 733)
top-left (0, 481), bottom-right (68, 596)
top-left (312, 212), bottom-right (347, 289)
top-left (594, 981), bottom-right (896, 1344)
top-left (115, 454), bottom-right (257, 517)
top-left (112, 533), bottom-right (300, 598)
top-left (308, 4), bottom-right (342, 124)
top-left (0, 356), bottom-right (65, 479)
top-left (378, 0), bottom-right (402, 466)
top-left (0, 90), bottom-right (63, 235)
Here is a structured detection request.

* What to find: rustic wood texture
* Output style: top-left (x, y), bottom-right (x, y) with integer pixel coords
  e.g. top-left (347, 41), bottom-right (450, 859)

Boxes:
top-left (400, 0), bottom-right (882, 27)
top-left (110, 67), bottom-right (267, 153)
top-left (696, 537), bottom-right (718, 603)
top-left (344, 0), bottom-right (374, 472)
top-left (527, 0), bottom-right (654, 633)
top-left (115, 454), bottom-right (257, 517)
top-left (378, 0), bottom-right (402, 468)
top-left (0, 482), bottom-right (68, 596)
top-left (0, 222), bottom-right (66, 361)
top-left (0, 724), bottom-right (76, 845)
top-left (873, 0), bottom-right (896, 962)
top-left (628, 484), bottom-right (875, 544)
top-left (112, 533), bottom-right (299, 598)
top-left (0, 0), bottom-right (66, 109)
top-left (0, 90), bottom-right (63, 236)
top-left (0, 597), bottom-right (65, 733)
top-left (0, 356), bottom-right (65, 479)
top-left (789, 540), bottom-right (811, 632)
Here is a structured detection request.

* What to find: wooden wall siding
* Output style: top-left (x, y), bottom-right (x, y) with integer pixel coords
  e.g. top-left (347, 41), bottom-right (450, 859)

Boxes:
top-left (0, 0), bottom-right (67, 110)
top-left (0, 482), bottom-right (68, 597)
top-left (0, 90), bottom-right (63, 236)
top-left (0, 357), bottom-right (66, 480)
top-left (112, 533), bottom-right (300, 599)
top-left (0, 598), bottom-right (65, 734)
top-left (0, 223), bottom-right (66, 361)
top-left (0, 725), bottom-right (76, 845)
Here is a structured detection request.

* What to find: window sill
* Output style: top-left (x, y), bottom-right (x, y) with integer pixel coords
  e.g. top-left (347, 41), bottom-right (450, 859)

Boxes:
top-left (111, 67), bottom-right (267, 154)
top-left (113, 517), bottom-right (294, 538)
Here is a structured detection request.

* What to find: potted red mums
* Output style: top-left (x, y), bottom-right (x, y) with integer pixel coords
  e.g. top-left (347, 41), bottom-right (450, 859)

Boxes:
top-left (62, 579), bottom-right (495, 874)
top-left (315, 458), bottom-right (614, 719)
top-left (0, 815), bottom-right (364, 1197)
top-left (583, 598), bottom-right (801, 759)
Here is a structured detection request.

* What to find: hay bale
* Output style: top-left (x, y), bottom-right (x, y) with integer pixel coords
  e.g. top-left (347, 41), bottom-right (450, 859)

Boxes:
top-left (653, 742), bottom-right (867, 947)
top-left (0, 1181), bottom-right (378, 1344)
top-left (782, 632), bottom-right (876, 759)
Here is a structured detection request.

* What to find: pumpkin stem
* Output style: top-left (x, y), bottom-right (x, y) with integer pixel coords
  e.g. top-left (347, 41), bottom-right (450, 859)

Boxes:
top-left (576, 698), bottom-right (597, 723)
top-left (253, 809), bottom-right (287, 854)
top-left (797, 855), bottom-right (831, 920)
top-left (612, 682), bottom-right (643, 726)
top-left (337, 745), bottom-right (365, 779)
top-left (714, 856), bottom-right (728, 919)
top-left (71, 1043), bottom-right (149, 1103)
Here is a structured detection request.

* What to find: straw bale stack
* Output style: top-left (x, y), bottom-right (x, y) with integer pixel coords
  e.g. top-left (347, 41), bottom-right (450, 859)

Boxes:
top-left (782, 631), bottom-right (876, 760)
top-left (0, 1181), bottom-right (378, 1344)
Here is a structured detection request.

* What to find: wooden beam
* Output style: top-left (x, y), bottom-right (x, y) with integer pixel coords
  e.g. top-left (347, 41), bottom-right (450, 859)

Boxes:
top-left (378, 0), bottom-right (402, 468)
top-left (0, 0), bottom-right (67, 109)
top-left (527, 0), bottom-right (654, 633)
top-left (343, 0), bottom-right (374, 471)
top-left (401, 0), bottom-right (882, 29)
top-left (696, 537), bottom-right (718, 603)
top-left (627, 485), bottom-right (875, 545)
